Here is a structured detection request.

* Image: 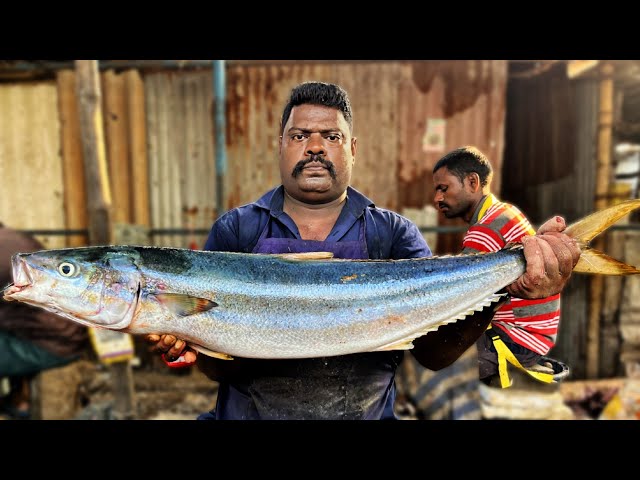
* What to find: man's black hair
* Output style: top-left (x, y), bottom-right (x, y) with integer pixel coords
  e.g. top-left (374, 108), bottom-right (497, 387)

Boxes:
top-left (432, 146), bottom-right (493, 188)
top-left (280, 81), bottom-right (353, 134)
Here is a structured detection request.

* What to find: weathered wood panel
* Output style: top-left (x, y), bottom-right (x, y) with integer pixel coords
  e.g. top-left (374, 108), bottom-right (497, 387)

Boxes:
top-left (124, 69), bottom-right (150, 228)
top-left (57, 70), bottom-right (88, 247)
top-left (0, 81), bottom-right (66, 248)
top-left (102, 70), bottom-right (132, 226)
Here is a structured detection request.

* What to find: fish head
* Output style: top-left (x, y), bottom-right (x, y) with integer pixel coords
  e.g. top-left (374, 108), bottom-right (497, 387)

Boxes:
top-left (4, 247), bottom-right (142, 330)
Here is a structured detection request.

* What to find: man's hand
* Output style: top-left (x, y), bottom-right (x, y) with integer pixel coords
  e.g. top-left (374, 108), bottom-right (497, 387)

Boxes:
top-left (144, 334), bottom-right (198, 364)
top-left (506, 216), bottom-right (581, 299)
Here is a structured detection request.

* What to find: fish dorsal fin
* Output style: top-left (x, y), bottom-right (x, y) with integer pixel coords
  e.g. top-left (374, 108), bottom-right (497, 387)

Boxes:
top-left (373, 292), bottom-right (508, 352)
top-left (275, 252), bottom-right (335, 261)
top-left (155, 293), bottom-right (218, 317)
top-left (190, 343), bottom-right (233, 360)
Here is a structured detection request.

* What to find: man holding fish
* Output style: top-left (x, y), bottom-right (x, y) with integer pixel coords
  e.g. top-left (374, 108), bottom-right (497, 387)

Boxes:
top-left (145, 82), bottom-right (581, 420)
top-left (433, 146), bottom-right (567, 388)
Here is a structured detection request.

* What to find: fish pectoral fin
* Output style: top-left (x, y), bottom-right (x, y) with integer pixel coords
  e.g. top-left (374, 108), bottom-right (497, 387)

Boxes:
top-left (275, 252), bottom-right (335, 261)
top-left (374, 339), bottom-right (415, 351)
top-left (190, 343), bottom-right (233, 360)
top-left (154, 293), bottom-right (218, 317)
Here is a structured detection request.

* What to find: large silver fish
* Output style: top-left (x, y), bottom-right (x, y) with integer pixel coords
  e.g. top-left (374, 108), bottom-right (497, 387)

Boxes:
top-left (4, 200), bottom-right (640, 360)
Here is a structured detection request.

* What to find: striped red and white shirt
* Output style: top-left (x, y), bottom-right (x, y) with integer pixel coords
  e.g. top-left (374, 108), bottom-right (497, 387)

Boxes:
top-left (462, 194), bottom-right (561, 355)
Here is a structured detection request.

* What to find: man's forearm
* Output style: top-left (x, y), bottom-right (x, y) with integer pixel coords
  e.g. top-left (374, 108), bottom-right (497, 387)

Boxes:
top-left (409, 297), bottom-right (508, 370)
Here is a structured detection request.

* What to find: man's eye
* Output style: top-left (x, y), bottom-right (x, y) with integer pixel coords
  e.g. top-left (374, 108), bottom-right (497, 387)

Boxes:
top-left (327, 134), bottom-right (340, 141)
top-left (292, 134), bottom-right (305, 140)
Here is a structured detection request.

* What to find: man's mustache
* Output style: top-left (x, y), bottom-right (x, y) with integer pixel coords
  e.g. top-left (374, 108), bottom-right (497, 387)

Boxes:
top-left (291, 155), bottom-right (337, 179)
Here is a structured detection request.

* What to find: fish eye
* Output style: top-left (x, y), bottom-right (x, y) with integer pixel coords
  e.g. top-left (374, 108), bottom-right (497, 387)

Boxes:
top-left (58, 262), bottom-right (76, 277)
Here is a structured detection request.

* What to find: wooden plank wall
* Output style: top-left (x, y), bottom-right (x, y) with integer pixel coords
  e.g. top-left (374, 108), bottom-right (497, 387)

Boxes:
top-left (57, 71), bottom-right (88, 247)
top-left (0, 81), bottom-right (66, 249)
top-left (54, 69), bottom-right (150, 248)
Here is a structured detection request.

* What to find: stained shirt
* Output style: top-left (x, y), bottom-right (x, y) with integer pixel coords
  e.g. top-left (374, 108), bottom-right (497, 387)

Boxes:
top-left (462, 194), bottom-right (561, 355)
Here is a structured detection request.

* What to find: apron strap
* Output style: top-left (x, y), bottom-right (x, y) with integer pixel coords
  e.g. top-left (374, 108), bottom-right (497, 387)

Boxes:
top-left (487, 327), bottom-right (555, 388)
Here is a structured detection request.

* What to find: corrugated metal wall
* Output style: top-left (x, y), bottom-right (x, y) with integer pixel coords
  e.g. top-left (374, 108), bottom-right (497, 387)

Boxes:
top-left (0, 61), bottom-right (508, 253)
top-left (224, 62), bottom-right (413, 212)
top-left (503, 63), bottom-right (601, 379)
top-left (503, 62), bottom-right (580, 223)
top-left (144, 70), bottom-right (215, 248)
top-left (397, 61), bottom-right (507, 253)
top-left (555, 79), bottom-right (600, 380)
top-left (221, 60), bottom-right (508, 253)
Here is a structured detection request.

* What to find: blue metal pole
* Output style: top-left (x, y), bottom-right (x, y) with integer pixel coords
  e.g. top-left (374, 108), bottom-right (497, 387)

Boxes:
top-left (213, 60), bottom-right (227, 217)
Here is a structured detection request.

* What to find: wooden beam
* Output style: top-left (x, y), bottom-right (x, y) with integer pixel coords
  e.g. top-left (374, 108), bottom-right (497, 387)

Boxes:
top-left (56, 70), bottom-right (88, 247)
top-left (587, 62), bottom-right (615, 379)
top-left (75, 60), bottom-right (137, 419)
top-left (124, 69), bottom-right (150, 227)
top-left (567, 60), bottom-right (600, 79)
top-left (102, 70), bottom-right (132, 225)
top-left (75, 60), bottom-right (113, 245)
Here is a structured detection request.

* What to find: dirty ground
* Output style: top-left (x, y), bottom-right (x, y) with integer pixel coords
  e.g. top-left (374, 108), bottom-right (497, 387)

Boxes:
top-left (3, 356), bottom-right (640, 420)
top-left (1, 357), bottom-right (218, 420)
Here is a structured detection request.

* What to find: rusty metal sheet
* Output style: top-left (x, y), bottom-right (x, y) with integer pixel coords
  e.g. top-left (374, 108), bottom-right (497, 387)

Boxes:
top-left (144, 70), bottom-right (215, 248)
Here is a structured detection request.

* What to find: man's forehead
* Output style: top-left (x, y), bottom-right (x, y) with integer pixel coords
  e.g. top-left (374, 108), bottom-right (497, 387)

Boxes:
top-left (288, 104), bottom-right (347, 127)
top-left (434, 168), bottom-right (459, 183)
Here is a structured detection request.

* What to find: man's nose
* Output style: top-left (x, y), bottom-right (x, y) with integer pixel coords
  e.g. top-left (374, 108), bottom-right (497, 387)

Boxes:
top-left (434, 191), bottom-right (444, 203)
top-left (305, 133), bottom-right (326, 155)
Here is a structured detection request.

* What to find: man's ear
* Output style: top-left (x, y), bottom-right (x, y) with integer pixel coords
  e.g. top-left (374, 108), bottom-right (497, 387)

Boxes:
top-left (467, 172), bottom-right (481, 192)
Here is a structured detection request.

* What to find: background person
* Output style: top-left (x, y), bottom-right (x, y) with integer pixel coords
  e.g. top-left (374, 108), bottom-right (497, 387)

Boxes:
top-left (0, 222), bottom-right (89, 419)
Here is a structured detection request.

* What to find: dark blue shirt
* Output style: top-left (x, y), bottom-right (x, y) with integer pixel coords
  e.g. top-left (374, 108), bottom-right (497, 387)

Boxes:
top-left (204, 185), bottom-right (432, 260)
top-left (200, 185), bottom-right (433, 419)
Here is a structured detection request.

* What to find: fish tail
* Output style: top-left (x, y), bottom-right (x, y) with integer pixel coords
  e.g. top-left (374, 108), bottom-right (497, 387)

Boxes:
top-left (564, 199), bottom-right (640, 275)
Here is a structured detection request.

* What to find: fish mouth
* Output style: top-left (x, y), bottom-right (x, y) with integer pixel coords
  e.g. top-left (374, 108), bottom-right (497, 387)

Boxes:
top-left (1, 282), bottom-right (18, 299)
top-left (3, 255), bottom-right (34, 299)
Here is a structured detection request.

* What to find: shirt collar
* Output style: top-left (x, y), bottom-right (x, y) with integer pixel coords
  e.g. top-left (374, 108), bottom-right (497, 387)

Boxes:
top-left (470, 193), bottom-right (498, 224)
top-left (255, 185), bottom-right (375, 220)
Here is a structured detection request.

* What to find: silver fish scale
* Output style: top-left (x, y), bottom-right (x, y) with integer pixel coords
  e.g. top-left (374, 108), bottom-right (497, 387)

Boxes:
top-left (133, 247), bottom-right (526, 358)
